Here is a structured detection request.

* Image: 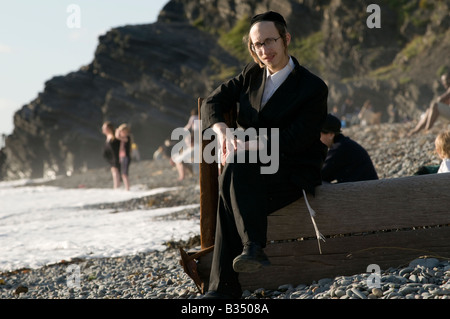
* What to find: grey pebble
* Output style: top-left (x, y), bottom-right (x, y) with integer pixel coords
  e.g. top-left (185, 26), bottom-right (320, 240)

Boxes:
top-left (334, 289), bottom-right (346, 298)
top-left (409, 258), bottom-right (440, 269)
top-left (399, 286), bottom-right (419, 295)
top-left (351, 288), bottom-right (367, 299)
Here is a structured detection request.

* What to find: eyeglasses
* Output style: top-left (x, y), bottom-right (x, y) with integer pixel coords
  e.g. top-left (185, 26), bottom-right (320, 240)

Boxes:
top-left (251, 37), bottom-right (281, 52)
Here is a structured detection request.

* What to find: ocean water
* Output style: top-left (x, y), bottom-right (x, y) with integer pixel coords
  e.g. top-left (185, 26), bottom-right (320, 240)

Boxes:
top-left (0, 179), bottom-right (199, 272)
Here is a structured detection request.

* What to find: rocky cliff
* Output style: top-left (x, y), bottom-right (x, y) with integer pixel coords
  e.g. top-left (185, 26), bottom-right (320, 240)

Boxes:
top-left (1, 20), bottom-right (239, 179)
top-left (1, 0), bottom-right (449, 179)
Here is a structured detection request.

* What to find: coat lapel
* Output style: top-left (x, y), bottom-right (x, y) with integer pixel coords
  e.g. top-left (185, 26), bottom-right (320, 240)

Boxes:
top-left (249, 67), bottom-right (267, 112)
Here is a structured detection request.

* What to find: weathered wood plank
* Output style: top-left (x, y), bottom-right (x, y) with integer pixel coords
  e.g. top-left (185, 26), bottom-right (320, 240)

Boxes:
top-left (197, 97), bottom-right (237, 249)
top-left (198, 98), bottom-right (218, 249)
top-left (196, 226), bottom-right (450, 291)
top-left (267, 173), bottom-right (450, 242)
top-left (240, 226), bottom-right (450, 290)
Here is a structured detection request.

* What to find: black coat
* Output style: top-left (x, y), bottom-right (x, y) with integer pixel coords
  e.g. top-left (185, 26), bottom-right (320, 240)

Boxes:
top-left (201, 56), bottom-right (328, 194)
top-left (321, 134), bottom-right (379, 183)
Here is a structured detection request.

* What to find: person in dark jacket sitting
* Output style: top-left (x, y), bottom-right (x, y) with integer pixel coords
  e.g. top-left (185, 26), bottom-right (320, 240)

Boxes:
top-left (320, 114), bottom-right (378, 183)
top-left (201, 11), bottom-right (328, 299)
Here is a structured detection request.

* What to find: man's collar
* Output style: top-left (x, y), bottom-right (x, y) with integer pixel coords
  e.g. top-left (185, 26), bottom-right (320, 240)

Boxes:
top-left (265, 56), bottom-right (294, 84)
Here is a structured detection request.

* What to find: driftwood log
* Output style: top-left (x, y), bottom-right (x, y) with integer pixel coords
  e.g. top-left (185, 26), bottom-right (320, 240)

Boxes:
top-left (182, 98), bottom-right (450, 292)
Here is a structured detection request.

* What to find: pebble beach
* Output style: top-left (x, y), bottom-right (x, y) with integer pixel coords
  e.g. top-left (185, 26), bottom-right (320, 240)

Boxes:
top-left (1, 120), bottom-right (450, 300)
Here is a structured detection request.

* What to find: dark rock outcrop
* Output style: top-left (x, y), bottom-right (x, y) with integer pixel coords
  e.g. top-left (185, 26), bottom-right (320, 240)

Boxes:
top-left (2, 21), bottom-right (239, 179)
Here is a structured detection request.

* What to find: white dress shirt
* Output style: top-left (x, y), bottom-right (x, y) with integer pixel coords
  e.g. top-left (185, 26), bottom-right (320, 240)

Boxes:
top-left (261, 56), bottom-right (295, 108)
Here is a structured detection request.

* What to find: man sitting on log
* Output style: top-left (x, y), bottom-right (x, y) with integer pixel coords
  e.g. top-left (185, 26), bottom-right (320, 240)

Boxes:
top-left (320, 114), bottom-right (379, 183)
top-left (200, 11), bottom-right (328, 299)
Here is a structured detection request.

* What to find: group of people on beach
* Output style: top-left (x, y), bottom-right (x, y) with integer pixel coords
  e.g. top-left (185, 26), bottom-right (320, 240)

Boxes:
top-left (277, 69), bottom-right (450, 181)
top-left (101, 122), bottom-right (132, 191)
top-left (297, 108), bottom-right (450, 184)
top-left (409, 71), bottom-right (450, 173)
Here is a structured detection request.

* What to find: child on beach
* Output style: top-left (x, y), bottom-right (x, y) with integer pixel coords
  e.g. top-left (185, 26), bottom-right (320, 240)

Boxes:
top-left (116, 123), bottom-right (132, 190)
top-left (435, 130), bottom-right (450, 173)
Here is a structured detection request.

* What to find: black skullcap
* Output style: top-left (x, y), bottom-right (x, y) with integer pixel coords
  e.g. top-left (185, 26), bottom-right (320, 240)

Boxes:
top-left (250, 11), bottom-right (287, 28)
top-left (322, 114), bottom-right (342, 134)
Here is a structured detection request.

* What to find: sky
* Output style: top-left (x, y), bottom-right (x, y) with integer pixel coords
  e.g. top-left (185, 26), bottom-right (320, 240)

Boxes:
top-left (0, 0), bottom-right (170, 140)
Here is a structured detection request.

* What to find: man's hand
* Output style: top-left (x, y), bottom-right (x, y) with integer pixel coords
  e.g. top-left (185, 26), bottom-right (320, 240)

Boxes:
top-left (212, 123), bottom-right (267, 166)
top-left (212, 122), bottom-right (236, 166)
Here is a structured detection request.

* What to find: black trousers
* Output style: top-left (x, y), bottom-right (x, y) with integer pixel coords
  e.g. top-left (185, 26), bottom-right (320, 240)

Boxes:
top-left (207, 153), bottom-right (303, 296)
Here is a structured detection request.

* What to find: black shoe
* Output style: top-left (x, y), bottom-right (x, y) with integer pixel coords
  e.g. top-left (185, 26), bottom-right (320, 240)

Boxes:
top-left (202, 291), bottom-right (239, 299)
top-left (232, 242), bottom-right (271, 273)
